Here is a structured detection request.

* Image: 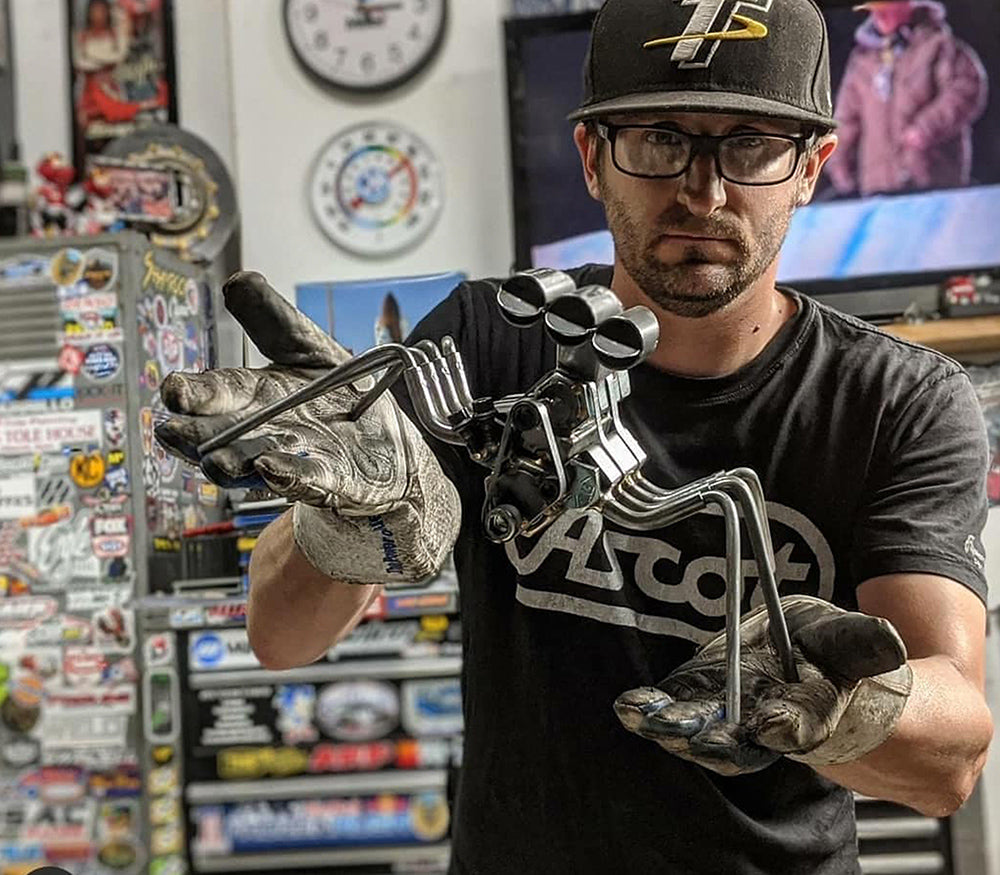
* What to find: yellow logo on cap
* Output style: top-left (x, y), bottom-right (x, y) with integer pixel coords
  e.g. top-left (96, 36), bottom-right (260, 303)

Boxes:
top-left (644, 13), bottom-right (768, 50)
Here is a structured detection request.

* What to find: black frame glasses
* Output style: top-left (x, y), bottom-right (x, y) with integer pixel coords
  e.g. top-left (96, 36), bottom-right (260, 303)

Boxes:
top-left (595, 122), bottom-right (813, 186)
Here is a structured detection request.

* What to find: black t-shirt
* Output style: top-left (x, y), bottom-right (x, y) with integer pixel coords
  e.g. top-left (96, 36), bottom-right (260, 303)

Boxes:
top-left (392, 264), bottom-right (989, 875)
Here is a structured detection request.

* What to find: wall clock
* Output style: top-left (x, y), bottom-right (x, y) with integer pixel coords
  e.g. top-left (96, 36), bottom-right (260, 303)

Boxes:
top-left (309, 121), bottom-right (444, 257)
top-left (283, 0), bottom-right (448, 93)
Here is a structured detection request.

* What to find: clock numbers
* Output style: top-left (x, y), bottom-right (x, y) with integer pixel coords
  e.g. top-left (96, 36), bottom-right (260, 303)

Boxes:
top-left (285, 0), bottom-right (447, 93)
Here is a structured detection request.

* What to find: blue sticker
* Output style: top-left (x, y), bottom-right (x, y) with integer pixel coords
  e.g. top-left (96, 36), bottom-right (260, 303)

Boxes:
top-left (191, 633), bottom-right (224, 669)
top-left (83, 344), bottom-right (121, 382)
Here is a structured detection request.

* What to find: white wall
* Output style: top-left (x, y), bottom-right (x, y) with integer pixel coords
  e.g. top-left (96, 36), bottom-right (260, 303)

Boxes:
top-left (225, 0), bottom-right (514, 299)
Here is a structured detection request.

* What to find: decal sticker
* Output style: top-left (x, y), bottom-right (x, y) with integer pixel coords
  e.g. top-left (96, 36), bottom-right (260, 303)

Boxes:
top-left (103, 408), bottom-right (126, 447)
top-left (103, 465), bottom-right (130, 495)
top-left (401, 678), bottom-right (463, 736)
top-left (51, 248), bottom-right (85, 286)
top-left (69, 451), bottom-right (106, 488)
top-left (37, 476), bottom-right (74, 509)
top-left (188, 629), bottom-right (259, 672)
top-left (82, 248), bottom-right (118, 291)
top-left (26, 509), bottom-right (100, 589)
top-left (149, 795), bottom-right (181, 827)
top-left (273, 685), bottom-right (318, 745)
top-left (0, 410), bottom-right (102, 455)
top-left (66, 586), bottom-right (130, 612)
top-left (0, 598), bottom-right (58, 630)
top-left (0, 474), bottom-right (37, 521)
top-left (144, 633), bottom-right (175, 668)
top-left (93, 607), bottom-right (134, 652)
top-left (315, 681), bottom-right (400, 742)
top-left (81, 344), bottom-right (121, 382)
top-left (58, 342), bottom-right (85, 375)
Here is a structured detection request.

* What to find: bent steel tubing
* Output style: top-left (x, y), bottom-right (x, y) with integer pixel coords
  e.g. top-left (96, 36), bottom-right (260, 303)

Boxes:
top-left (196, 344), bottom-right (408, 455)
top-left (715, 476), bottom-right (797, 684)
top-left (609, 474), bottom-right (798, 685)
top-left (730, 468), bottom-right (775, 567)
top-left (414, 340), bottom-right (469, 417)
top-left (440, 337), bottom-right (475, 410)
top-left (703, 489), bottom-right (742, 724)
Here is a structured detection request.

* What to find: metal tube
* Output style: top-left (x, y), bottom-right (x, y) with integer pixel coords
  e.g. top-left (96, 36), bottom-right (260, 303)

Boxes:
top-left (196, 345), bottom-right (404, 456)
top-left (415, 340), bottom-right (467, 417)
top-left (718, 476), bottom-right (798, 684)
top-left (441, 336), bottom-right (474, 408)
top-left (703, 490), bottom-right (742, 724)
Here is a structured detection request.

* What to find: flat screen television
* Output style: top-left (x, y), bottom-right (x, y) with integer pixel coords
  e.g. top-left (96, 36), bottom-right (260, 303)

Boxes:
top-left (504, 0), bottom-right (1000, 318)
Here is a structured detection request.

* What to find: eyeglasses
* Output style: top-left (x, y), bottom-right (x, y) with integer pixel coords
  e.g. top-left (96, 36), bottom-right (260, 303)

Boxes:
top-left (595, 122), bottom-right (813, 186)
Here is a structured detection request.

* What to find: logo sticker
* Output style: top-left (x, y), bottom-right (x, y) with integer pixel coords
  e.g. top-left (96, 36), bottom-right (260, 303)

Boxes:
top-left (83, 344), bottom-right (121, 382)
top-left (70, 451), bottom-right (106, 488)
top-left (316, 680), bottom-right (400, 741)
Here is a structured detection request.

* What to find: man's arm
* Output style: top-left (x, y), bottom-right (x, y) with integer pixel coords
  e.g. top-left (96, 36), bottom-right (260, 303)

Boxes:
top-left (246, 509), bottom-right (382, 671)
top-left (815, 573), bottom-right (993, 817)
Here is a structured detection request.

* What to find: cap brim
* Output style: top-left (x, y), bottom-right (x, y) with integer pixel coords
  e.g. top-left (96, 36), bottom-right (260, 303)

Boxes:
top-left (567, 90), bottom-right (837, 129)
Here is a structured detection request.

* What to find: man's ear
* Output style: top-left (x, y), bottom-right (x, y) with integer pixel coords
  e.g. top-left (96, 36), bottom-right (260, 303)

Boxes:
top-left (573, 122), bottom-right (604, 202)
top-left (796, 133), bottom-right (838, 206)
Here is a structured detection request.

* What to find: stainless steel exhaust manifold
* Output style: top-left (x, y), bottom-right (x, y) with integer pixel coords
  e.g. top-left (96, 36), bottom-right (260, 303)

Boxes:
top-left (198, 269), bottom-right (798, 718)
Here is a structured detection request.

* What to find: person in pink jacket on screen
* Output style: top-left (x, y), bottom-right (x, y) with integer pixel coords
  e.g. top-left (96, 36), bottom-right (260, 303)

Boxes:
top-left (826, 0), bottom-right (988, 197)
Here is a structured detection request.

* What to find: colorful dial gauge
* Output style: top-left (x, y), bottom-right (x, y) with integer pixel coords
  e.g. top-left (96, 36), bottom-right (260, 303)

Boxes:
top-left (309, 121), bottom-right (444, 257)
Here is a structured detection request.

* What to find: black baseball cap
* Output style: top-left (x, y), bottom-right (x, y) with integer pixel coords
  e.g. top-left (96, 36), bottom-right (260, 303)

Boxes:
top-left (568, 0), bottom-right (836, 129)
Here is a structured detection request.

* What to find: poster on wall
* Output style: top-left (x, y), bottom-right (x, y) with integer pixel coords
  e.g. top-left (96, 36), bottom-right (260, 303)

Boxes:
top-left (66, 0), bottom-right (178, 172)
top-left (295, 272), bottom-right (466, 357)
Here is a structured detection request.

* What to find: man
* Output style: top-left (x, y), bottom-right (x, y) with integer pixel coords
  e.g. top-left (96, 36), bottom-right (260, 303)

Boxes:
top-left (155, 0), bottom-right (993, 872)
top-left (826, 0), bottom-right (988, 196)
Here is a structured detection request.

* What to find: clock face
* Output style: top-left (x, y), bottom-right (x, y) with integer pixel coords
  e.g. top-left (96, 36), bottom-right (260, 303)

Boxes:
top-left (309, 121), bottom-right (444, 257)
top-left (284, 0), bottom-right (447, 93)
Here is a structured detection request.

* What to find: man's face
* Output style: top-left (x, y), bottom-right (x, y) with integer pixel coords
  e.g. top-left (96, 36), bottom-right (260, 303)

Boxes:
top-left (578, 112), bottom-right (815, 318)
top-left (867, 2), bottom-right (914, 35)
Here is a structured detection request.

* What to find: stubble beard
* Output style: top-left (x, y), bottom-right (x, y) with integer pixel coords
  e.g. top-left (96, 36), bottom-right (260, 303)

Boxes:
top-left (600, 180), bottom-right (796, 319)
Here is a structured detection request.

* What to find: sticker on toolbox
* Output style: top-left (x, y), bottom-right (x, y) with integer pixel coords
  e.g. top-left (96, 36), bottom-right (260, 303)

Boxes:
top-left (41, 711), bottom-right (129, 751)
top-left (66, 585), bottom-right (131, 612)
top-left (149, 796), bottom-right (181, 828)
top-left (188, 629), bottom-right (259, 672)
top-left (192, 793), bottom-right (450, 853)
top-left (401, 678), bottom-right (463, 737)
top-left (69, 451), bottom-right (105, 489)
top-left (0, 474), bottom-right (36, 521)
top-left (144, 633), bottom-right (174, 668)
top-left (92, 608), bottom-right (134, 652)
top-left (315, 680), bottom-right (400, 742)
top-left (103, 408), bottom-right (126, 446)
top-left (196, 687), bottom-right (274, 749)
top-left (273, 685), bottom-right (317, 745)
top-left (26, 510), bottom-right (100, 589)
top-left (50, 248), bottom-right (84, 287)
top-left (81, 344), bottom-right (121, 382)
top-left (82, 248), bottom-right (118, 291)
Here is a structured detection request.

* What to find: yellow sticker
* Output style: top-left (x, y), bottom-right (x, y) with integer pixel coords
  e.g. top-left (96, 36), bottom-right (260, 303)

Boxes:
top-left (70, 451), bottom-right (106, 488)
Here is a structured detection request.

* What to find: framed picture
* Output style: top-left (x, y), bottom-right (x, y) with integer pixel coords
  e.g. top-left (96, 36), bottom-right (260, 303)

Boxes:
top-left (67, 0), bottom-right (178, 173)
top-left (87, 158), bottom-right (178, 223)
top-left (295, 271), bottom-right (466, 357)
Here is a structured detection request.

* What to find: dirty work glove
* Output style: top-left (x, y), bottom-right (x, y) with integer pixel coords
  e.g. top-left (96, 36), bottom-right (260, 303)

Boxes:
top-left (614, 595), bottom-right (912, 776)
top-left (154, 271), bottom-right (461, 585)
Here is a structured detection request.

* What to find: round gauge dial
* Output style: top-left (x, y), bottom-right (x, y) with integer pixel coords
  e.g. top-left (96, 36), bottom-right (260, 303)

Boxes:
top-left (309, 121), bottom-right (444, 257)
top-left (284, 0), bottom-right (447, 93)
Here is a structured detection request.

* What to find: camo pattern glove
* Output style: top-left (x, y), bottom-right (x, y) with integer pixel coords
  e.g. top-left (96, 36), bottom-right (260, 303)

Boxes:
top-left (154, 271), bottom-right (461, 584)
top-left (615, 595), bottom-right (913, 776)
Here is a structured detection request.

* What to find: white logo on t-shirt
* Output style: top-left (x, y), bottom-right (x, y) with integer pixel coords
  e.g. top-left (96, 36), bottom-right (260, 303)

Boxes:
top-left (505, 502), bottom-right (835, 645)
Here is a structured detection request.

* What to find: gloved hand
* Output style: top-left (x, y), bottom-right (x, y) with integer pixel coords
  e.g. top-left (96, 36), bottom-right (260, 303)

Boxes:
top-left (614, 595), bottom-right (912, 776)
top-left (154, 271), bottom-right (461, 584)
